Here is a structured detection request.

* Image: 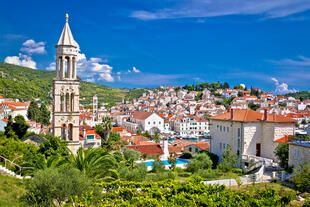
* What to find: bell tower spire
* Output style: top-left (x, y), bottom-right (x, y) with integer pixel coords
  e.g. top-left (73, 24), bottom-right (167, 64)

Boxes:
top-left (53, 14), bottom-right (81, 153)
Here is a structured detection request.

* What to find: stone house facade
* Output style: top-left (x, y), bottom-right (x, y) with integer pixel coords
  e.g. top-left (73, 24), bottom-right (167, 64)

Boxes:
top-left (209, 109), bottom-right (295, 161)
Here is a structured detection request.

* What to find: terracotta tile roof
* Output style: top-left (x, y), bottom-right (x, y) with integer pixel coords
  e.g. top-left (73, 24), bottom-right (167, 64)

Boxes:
top-left (125, 144), bottom-right (164, 155)
top-left (6, 102), bottom-right (29, 106)
top-left (210, 109), bottom-right (296, 122)
top-left (121, 135), bottom-right (150, 143)
top-left (112, 127), bottom-right (135, 135)
top-left (168, 140), bottom-right (210, 153)
top-left (79, 129), bottom-right (101, 140)
top-left (132, 111), bottom-right (153, 120)
top-left (274, 135), bottom-right (291, 143)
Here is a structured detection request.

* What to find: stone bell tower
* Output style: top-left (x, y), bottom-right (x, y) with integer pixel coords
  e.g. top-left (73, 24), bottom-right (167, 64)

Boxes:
top-left (52, 14), bottom-right (80, 153)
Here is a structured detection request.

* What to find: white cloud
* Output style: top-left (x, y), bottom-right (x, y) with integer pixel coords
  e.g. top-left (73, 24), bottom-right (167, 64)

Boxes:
top-left (131, 0), bottom-right (310, 20)
top-left (4, 53), bottom-right (37, 69)
top-left (47, 52), bottom-right (115, 82)
top-left (271, 77), bottom-right (297, 94)
top-left (20, 39), bottom-right (46, 54)
top-left (46, 62), bottom-right (55, 71)
top-left (269, 56), bottom-right (310, 67)
top-left (132, 66), bottom-right (141, 73)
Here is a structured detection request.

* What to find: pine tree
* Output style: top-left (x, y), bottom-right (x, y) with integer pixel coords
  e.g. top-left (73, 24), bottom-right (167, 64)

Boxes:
top-left (223, 82), bottom-right (230, 89)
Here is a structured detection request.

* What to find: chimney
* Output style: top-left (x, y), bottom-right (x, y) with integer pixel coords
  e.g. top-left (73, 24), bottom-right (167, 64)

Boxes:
top-left (263, 109), bottom-right (268, 121)
top-left (162, 137), bottom-right (169, 159)
top-left (230, 109), bottom-right (234, 120)
top-left (83, 129), bottom-right (86, 138)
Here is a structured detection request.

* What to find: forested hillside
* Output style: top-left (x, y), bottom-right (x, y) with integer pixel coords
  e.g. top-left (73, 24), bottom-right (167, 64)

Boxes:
top-left (0, 62), bottom-right (146, 105)
top-left (285, 91), bottom-right (310, 101)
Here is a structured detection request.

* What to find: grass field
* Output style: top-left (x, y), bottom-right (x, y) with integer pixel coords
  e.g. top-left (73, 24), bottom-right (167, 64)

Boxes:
top-left (0, 175), bottom-right (25, 207)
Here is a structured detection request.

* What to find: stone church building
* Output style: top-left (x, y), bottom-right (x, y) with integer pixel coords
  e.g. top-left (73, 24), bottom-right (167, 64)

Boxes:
top-left (52, 14), bottom-right (80, 152)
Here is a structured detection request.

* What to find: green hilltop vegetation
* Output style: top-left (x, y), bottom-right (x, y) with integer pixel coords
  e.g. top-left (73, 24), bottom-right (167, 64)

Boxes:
top-left (0, 62), bottom-right (147, 105)
top-left (285, 91), bottom-right (310, 101)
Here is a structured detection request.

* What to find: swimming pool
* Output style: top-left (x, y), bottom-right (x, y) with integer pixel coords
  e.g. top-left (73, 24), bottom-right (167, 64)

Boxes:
top-left (144, 159), bottom-right (189, 166)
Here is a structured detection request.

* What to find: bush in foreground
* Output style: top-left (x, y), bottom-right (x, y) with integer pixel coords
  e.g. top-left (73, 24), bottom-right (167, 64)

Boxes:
top-left (20, 167), bottom-right (94, 207)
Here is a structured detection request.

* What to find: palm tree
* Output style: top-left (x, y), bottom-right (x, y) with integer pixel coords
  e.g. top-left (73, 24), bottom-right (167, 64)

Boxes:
top-left (64, 147), bottom-right (118, 181)
top-left (21, 154), bottom-right (65, 176)
top-left (95, 116), bottom-right (112, 141)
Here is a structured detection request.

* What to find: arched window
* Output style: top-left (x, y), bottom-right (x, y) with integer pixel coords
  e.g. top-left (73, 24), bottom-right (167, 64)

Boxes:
top-left (66, 93), bottom-right (70, 112)
top-left (60, 95), bottom-right (65, 112)
top-left (68, 124), bottom-right (73, 141)
top-left (65, 56), bottom-right (70, 78)
top-left (71, 93), bottom-right (74, 112)
top-left (61, 124), bottom-right (67, 140)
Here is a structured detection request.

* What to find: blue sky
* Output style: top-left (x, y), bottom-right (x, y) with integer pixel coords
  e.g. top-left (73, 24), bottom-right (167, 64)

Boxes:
top-left (0, 0), bottom-right (310, 93)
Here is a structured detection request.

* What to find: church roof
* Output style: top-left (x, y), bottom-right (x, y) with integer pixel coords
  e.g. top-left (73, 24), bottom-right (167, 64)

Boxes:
top-left (57, 14), bottom-right (79, 48)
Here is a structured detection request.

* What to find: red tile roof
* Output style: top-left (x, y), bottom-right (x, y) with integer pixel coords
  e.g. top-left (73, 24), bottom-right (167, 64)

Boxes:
top-left (132, 111), bottom-right (153, 120)
top-left (168, 140), bottom-right (209, 153)
top-left (274, 135), bottom-right (291, 143)
top-left (125, 144), bottom-right (164, 155)
top-left (210, 109), bottom-right (296, 122)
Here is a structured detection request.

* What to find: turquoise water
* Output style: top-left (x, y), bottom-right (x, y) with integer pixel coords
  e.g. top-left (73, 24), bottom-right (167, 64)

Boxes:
top-left (144, 159), bottom-right (189, 166)
top-left (168, 137), bottom-right (210, 142)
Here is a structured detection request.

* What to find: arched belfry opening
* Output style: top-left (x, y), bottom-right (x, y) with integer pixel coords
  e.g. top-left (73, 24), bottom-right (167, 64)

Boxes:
top-left (53, 13), bottom-right (81, 152)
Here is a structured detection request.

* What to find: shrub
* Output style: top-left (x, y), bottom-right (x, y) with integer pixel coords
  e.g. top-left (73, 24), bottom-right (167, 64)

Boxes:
top-left (217, 147), bottom-right (238, 173)
top-left (275, 143), bottom-right (289, 169)
top-left (179, 151), bottom-right (192, 159)
top-left (119, 163), bottom-right (147, 182)
top-left (123, 148), bottom-right (140, 161)
top-left (291, 164), bottom-right (310, 193)
top-left (232, 168), bottom-right (243, 175)
top-left (186, 153), bottom-right (212, 173)
top-left (21, 167), bottom-right (92, 207)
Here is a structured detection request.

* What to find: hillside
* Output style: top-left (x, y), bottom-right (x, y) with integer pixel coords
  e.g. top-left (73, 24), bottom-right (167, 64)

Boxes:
top-left (0, 62), bottom-right (146, 105)
top-left (285, 91), bottom-right (310, 101)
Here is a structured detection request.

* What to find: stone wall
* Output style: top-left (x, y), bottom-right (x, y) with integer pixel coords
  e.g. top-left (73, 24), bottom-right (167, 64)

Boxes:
top-left (289, 144), bottom-right (310, 168)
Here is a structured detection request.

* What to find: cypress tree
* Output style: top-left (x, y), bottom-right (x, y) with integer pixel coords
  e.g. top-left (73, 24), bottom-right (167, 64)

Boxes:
top-left (27, 101), bottom-right (39, 121)
top-left (39, 103), bottom-right (50, 126)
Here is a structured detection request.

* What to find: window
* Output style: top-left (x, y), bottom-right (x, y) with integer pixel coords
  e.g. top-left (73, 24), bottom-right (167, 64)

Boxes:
top-left (148, 122), bottom-right (150, 125)
top-left (195, 148), bottom-right (198, 153)
top-left (223, 127), bottom-right (225, 132)
top-left (87, 135), bottom-right (94, 139)
top-left (153, 121), bottom-right (155, 124)
top-left (220, 126), bottom-right (222, 131)
top-left (227, 127), bottom-right (229, 132)
top-left (159, 121), bottom-right (161, 124)
top-left (189, 147), bottom-right (192, 152)
top-left (223, 143), bottom-right (226, 149)
top-left (238, 128), bottom-right (241, 137)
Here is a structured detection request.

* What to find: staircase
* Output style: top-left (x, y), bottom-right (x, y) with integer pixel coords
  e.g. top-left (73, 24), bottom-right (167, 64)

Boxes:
top-left (0, 165), bottom-right (23, 179)
top-left (0, 155), bottom-right (32, 179)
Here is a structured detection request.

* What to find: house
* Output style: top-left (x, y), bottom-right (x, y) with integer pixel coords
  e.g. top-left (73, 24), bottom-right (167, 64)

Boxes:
top-left (79, 126), bottom-right (102, 148)
top-left (209, 109), bottom-right (296, 163)
top-left (126, 111), bottom-right (164, 135)
top-left (168, 140), bottom-right (210, 155)
top-left (173, 115), bottom-right (209, 137)
top-left (288, 141), bottom-right (310, 169)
